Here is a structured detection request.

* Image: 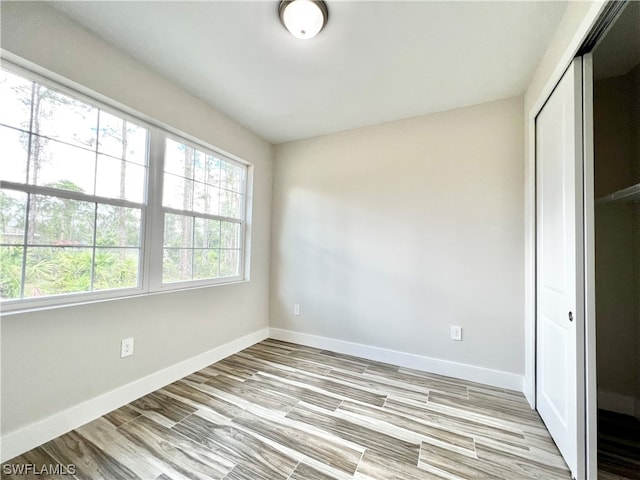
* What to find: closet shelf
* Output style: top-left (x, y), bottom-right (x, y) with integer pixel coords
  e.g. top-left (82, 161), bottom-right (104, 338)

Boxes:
top-left (596, 183), bottom-right (640, 205)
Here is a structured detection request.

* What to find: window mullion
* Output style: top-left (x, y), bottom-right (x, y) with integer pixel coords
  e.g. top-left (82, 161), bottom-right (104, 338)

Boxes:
top-left (145, 128), bottom-right (166, 291)
top-left (161, 206), bottom-right (242, 224)
top-left (90, 203), bottom-right (98, 291)
top-left (0, 181), bottom-right (145, 210)
top-left (88, 109), bottom-right (101, 292)
top-left (191, 215), bottom-right (196, 281)
top-left (19, 193), bottom-right (31, 299)
top-left (24, 81), bottom-right (36, 185)
top-left (218, 220), bottom-right (222, 277)
top-left (93, 111), bottom-right (101, 197)
top-left (17, 83), bottom-right (37, 299)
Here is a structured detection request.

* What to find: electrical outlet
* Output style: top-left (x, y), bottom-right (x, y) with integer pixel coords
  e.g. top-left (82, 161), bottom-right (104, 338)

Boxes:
top-left (121, 337), bottom-right (134, 358)
top-left (293, 303), bottom-right (301, 316)
top-left (450, 326), bottom-right (462, 341)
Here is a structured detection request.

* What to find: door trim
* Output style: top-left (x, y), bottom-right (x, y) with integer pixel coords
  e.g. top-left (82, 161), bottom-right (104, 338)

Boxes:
top-left (525, 3), bottom-right (617, 479)
top-left (582, 51), bottom-right (598, 480)
top-left (525, 0), bottom-right (629, 410)
top-left (524, 3), bottom-right (607, 412)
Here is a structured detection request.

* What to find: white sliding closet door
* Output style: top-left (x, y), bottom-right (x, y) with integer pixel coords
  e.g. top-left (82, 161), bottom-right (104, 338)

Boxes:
top-left (535, 57), bottom-right (586, 479)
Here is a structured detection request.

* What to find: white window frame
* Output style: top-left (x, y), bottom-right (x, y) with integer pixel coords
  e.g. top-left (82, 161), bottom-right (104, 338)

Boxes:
top-left (152, 133), bottom-right (247, 291)
top-left (0, 61), bottom-right (251, 314)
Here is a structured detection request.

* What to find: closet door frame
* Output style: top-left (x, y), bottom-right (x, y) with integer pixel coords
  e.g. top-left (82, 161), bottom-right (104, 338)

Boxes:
top-left (524, 3), bottom-right (616, 479)
top-left (582, 52), bottom-right (597, 480)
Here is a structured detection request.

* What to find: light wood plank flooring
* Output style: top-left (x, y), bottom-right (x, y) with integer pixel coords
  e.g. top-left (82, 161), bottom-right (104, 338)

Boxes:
top-left (2, 339), bottom-right (571, 479)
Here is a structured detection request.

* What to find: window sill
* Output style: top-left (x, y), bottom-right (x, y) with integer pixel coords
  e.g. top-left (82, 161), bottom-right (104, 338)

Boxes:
top-left (0, 278), bottom-right (248, 316)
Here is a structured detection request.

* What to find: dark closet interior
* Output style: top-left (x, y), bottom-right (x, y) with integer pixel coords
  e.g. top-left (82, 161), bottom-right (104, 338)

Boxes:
top-left (592, 2), bottom-right (640, 478)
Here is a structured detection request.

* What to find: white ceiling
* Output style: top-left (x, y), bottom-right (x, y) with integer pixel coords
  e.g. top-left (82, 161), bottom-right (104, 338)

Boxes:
top-left (50, 1), bottom-right (567, 144)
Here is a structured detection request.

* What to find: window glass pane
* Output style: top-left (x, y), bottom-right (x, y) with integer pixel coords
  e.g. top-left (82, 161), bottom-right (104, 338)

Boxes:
top-left (24, 246), bottom-right (92, 297)
top-left (220, 190), bottom-right (242, 219)
top-left (194, 218), bottom-right (220, 249)
top-left (221, 161), bottom-right (244, 193)
top-left (33, 85), bottom-right (98, 149)
top-left (212, 156), bottom-right (223, 186)
top-left (97, 111), bottom-right (148, 165)
top-left (194, 153), bottom-right (221, 186)
top-left (164, 138), bottom-right (194, 178)
top-left (164, 214), bottom-right (193, 248)
top-left (163, 173), bottom-right (193, 210)
top-left (27, 195), bottom-right (95, 246)
top-left (30, 137), bottom-right (96, 194)
top-left (96, 205), bottom-right (141, 247)
top-left (0, 245), bottom-right (23, 300)
top-left (0, 190), bottom-right (27, 244)
top-left (220, 249), bottom-right (239, 277)
top-left (95, 155), bottom-right (145, 203)
top-left (193, 249), bottom-right (219, 280)
top-left (93, 247), bottom-right (139, 290)
top-left (193, 149), bottom-right (204, 182)
top-left (193, 183), bottom-right (221, 216)
top-left (163, 248), bottom-right (192, 283)
top-left (0, 126), bottom-right (29, 183)
top-left (220, 221), bottom-right (240, 249)
top-left (0, 69), bottom-right (32, 130)
top-left (193, 181), bottom-right (206, 214)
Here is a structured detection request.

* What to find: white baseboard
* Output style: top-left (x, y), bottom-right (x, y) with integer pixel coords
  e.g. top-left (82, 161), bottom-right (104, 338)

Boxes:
top-left (523, 378), bottom-right (535, 408)
top-left (269, 328), bottom-right (523, 392)
top-left (598, 389), bottom-right (638, 417)
top-left (0, 327), bottom-right (269, 463)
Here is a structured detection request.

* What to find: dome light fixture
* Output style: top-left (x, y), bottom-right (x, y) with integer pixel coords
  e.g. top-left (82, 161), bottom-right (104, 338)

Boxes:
top-left (279, 0), bottom-right (328, 40)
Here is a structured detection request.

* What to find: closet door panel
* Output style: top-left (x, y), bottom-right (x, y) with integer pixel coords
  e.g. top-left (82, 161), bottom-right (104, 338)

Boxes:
top-left (536, 57), bottom-right (585, 479)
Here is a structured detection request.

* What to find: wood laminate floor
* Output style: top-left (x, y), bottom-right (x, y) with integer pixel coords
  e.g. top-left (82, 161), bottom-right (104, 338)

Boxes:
top-left (2, 339), bottom-right (572, 479)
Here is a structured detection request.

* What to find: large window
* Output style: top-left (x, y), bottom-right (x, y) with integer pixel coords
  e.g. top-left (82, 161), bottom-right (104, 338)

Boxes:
top-left (162, 139), bottom-right (245, 284)
top-left (0, 65), bottom-right (249, 311)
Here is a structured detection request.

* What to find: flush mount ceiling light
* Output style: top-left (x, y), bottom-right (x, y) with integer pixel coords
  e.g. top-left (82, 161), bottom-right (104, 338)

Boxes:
top-left (279, 0), bottom-right (328, 40)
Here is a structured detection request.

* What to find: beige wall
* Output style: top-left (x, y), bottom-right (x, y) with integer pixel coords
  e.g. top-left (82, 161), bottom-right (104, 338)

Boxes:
top-left (1, 2), bottom-right (273, 435)
top-left (270, 97), bottom-right (525, 375)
